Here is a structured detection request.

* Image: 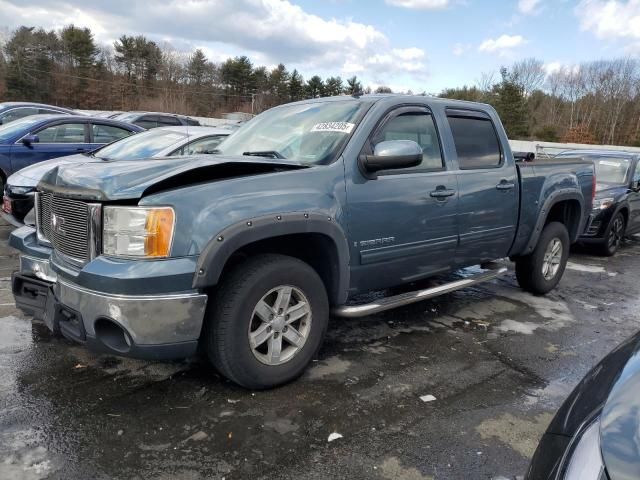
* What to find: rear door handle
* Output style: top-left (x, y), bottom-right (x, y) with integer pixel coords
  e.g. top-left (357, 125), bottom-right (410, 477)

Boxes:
top-left (496, 180), bottom-right (515, 191)
top-left (429, 188), bottom-right (456, 199)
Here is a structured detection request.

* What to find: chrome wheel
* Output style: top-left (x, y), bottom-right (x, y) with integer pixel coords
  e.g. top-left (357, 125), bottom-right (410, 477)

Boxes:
top-left (542, 237), bottom-right (563, 280)
top-left (608, 216), bottom-right (625, 250)
top-left (248, 285), bottom-right (312, 366)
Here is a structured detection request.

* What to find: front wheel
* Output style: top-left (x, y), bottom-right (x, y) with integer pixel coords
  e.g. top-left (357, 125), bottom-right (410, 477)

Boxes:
top-left (597, 212), bottom-right (625, 257)
top-left (203, 254), bottom-right (329, 389)
top-left (515, 221), bottom-right (570, 295)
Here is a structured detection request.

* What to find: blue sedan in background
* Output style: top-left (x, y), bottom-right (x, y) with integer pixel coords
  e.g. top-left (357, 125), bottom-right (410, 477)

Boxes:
top-left (0, 114), bottom-right (144, 189)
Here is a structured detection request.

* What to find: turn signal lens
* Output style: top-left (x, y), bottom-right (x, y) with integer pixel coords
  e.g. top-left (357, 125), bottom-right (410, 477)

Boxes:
top-left (144, 208), bottom-right (175, 257)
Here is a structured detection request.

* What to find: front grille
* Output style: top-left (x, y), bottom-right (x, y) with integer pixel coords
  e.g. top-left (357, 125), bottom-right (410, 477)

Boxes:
top-left (37, 193), bottom-right (90, 263)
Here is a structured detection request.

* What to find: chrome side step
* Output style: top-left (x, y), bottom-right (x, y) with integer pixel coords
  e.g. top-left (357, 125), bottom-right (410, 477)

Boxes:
top-left (332, 263), bottom-right (508, 318)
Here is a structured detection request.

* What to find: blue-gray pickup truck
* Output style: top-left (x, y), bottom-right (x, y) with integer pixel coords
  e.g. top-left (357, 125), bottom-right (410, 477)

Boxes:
top-left (10, 95), bottom-right (595, 389)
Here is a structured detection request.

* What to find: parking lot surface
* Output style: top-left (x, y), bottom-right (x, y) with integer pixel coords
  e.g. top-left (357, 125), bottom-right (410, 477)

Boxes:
top-left (1, 218), bottom-right (638, 480)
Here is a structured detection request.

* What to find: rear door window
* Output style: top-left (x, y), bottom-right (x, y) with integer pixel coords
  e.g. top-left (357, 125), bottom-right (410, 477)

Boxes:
top-left (135, 116), bottom-right (159, 129)
top-left (156, 115), bottom-right (181, 127)
top-left (91, 123), bottom-right (133, 143)
top-left (446, 114), bottom-right (502, 169)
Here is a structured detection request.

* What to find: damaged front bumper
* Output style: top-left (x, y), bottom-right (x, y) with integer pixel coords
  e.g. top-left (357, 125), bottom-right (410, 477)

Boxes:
top-left (11, 227), bottom-right (208, 361)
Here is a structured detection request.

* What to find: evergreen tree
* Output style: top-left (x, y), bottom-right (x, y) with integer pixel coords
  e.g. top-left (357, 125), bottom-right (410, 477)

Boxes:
top-left (345, 75), bottom-right (362, 95)
top-left (492, 67), bottom-right (529, 139)
top-left (289, 69), bottom-right (304, 101)
top-left (324, 76), bottom-right (343, 97)
top-left (305, 75), bottom-right (324, 98)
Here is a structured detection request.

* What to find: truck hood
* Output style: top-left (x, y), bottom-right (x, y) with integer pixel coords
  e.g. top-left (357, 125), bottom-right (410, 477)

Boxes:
top-left (9, 154), bottom-right (93, 187)
top-left (38, 155), bottom-right (309, 201)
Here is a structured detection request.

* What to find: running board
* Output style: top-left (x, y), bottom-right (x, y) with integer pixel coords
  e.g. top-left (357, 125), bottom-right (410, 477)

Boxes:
top-left (332, 263), bottom-right (508, 318)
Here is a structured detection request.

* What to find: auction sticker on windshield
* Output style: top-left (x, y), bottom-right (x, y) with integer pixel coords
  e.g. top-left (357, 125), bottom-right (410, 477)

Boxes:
top-left (311, 122), bottom-right (355, 134)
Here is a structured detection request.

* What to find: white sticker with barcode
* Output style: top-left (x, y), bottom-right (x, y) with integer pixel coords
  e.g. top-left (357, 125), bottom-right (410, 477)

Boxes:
top-left (310, 122), bottom-right (355, 134)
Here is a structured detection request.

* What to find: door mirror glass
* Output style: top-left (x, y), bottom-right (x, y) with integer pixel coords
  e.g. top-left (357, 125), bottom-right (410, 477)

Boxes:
top-left (361, 140), bottom-right (422, 173)
top-left (21, 134), bottom-right (39, 147)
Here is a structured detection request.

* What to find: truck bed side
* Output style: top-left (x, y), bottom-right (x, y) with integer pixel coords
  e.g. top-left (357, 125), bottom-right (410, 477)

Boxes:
top-left (510, 158), bottom-right (595, 257)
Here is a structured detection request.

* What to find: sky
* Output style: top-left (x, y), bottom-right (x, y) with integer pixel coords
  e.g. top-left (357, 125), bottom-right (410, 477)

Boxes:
top-left (0, 0), bottom-right (639, 94)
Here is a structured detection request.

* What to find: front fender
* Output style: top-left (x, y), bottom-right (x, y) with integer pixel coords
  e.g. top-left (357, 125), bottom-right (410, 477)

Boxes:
top-left (192, 212), bottom-right (351, 304)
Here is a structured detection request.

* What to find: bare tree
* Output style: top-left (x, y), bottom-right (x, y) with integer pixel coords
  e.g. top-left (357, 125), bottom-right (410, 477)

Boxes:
top-left (511, 58), bottom-right (546, 95)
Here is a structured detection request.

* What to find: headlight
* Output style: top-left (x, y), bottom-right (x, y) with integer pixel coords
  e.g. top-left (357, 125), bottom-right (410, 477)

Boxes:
top-left (593, 197), bottom-right (615, 210)
top-left (563, 419), bottom-right (606, 480)
top-left (103, 206), bottom-right (175, 258)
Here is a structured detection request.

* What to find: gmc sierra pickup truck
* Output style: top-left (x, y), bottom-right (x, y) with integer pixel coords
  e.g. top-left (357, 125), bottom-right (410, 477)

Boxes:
top-left (10, 95), bottom-right (595, 389)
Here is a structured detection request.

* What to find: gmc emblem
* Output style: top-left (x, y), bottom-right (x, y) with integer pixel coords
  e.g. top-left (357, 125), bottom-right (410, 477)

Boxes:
top-left (51, 213), bottom-right (66, 236)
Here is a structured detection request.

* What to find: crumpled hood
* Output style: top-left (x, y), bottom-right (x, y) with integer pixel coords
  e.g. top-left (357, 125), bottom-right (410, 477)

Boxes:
top-left (9, 154), bottom-right (93, 187)
top-left (38, 155), bottom-right (308, 201)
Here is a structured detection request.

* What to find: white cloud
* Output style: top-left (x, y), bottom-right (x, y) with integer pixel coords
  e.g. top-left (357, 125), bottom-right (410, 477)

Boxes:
top-left (452, 42), bottom-right (470, 56)
top-left (542, 61), bottom-right (563, 75)
top-left (385, 0), bottom-right (449, 9)
top-left (478, 34), bottom-right (525, 55)
top-left (518, 0), bottom-right (542, 15)
top-left (0, 0), bottom-right (429, 85)
top-left (576, 0), bottom-right (640, 40)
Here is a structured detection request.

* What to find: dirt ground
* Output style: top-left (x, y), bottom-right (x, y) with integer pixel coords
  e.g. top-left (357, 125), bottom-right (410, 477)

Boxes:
top-left (1, 218), bottom-right (638, 480)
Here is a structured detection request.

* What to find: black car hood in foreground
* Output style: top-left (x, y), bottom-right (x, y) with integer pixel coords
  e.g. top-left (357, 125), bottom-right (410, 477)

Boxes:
top-left (38, 155), bottom-right (308, 201)
top-left (528, 331), bottom-right (640, 479)
top-left (595, 184), bottom-right (628, 199)
top-left (599, 338), bottom-right (640, 479)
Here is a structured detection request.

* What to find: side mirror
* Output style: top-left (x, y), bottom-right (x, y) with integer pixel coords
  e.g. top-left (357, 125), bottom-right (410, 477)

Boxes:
top-left (21, 134), bottom-right (39, 148)
top-left (360, 140), bottom-right (422, 173)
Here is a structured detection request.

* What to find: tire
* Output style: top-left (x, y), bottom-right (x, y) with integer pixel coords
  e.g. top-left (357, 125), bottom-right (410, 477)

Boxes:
top-left (596, 212), bottom-right (626, 257)
top-left (203, 254), bottom-right (329, 389)
top-left (515, 221), bottom-right (570, 295)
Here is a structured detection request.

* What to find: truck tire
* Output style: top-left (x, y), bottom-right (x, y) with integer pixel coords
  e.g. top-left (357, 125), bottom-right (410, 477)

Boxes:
top-left (597, 212), bottom-right (625, 257)
top-left (203, 254), bottom-right (329, 389)
top-left (515, 222), bottom-right (570, 295)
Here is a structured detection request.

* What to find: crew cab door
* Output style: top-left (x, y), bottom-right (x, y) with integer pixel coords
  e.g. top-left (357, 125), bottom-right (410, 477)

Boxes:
top-left (346, 106), bottom-right (459, 292)
top-left (445, 109), bottom-right (518, 264)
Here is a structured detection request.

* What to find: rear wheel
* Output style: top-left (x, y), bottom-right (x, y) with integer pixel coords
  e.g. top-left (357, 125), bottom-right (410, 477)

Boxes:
top-left (515, 221), bottom-right (570, 295)
top-left (203, 254), bottom-right (329, 389)
top-left (597, 212), bottom-right (625, 257)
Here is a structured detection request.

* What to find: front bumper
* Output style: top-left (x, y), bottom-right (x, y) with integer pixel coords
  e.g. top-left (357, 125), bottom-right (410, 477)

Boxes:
top-left (13, 248), bottom-right (208, 361)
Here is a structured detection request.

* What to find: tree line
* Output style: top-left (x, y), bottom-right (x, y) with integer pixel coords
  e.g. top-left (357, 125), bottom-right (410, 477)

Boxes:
top-left (441, 57), bottom-right (640, 146)
top-left (1, 25), bottom-right (640, 146)
top-left (0, 25), bottom-right (369, 118)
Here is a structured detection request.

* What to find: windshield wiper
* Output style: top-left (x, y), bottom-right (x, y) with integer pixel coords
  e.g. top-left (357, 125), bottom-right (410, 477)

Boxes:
top-left (242, 150), bottom-right (285, 159)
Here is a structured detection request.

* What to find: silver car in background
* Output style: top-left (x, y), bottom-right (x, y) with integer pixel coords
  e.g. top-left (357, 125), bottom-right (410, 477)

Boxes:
top-left (3, 126), bottom-right (232, 225)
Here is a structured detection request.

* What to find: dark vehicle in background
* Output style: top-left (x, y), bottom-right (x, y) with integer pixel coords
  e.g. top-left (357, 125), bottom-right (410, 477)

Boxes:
top-left (0, 114), bottom-right (143, 190)
top-left (0, 102), bottom-right (76, 125)
top-left (557, 150), bottom-right (640, 256)
top-left (527, 331), bottom-right (640, 480)
top-left (11, 95), bottom-right (594, 389)
top-left (2, 126), bottom-right (231, 225)
top-left (112, 111), bottom-right (200, 129)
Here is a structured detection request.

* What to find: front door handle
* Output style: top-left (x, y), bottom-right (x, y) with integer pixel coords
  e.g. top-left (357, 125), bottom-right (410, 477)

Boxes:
top-left (496, 180), bottom-right (515, 191)
top-left (429, 188), bottom-right (456, 199)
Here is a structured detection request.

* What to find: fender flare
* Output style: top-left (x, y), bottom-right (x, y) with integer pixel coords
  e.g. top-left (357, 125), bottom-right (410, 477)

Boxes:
top-left (193, 212), bottom-right (351, 304)
top-left (523, 190), bottom-right (584, 254)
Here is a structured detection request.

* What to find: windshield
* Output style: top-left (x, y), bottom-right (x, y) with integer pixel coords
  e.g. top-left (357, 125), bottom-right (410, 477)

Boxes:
top-left (112, 112), bottom-right (139, 122)
top-left (94, 129), bottom-right (188, 160)
top-left (215, 100), bottom-right (371, 165)
top-left (593, 157), bottom-right (631, 185)
top-left (0, 115), bottom-right (48, 142)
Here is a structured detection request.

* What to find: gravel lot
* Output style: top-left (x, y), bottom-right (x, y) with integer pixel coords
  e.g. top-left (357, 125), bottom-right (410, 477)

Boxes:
top-left (1, 217), bottom-right (638, 480)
